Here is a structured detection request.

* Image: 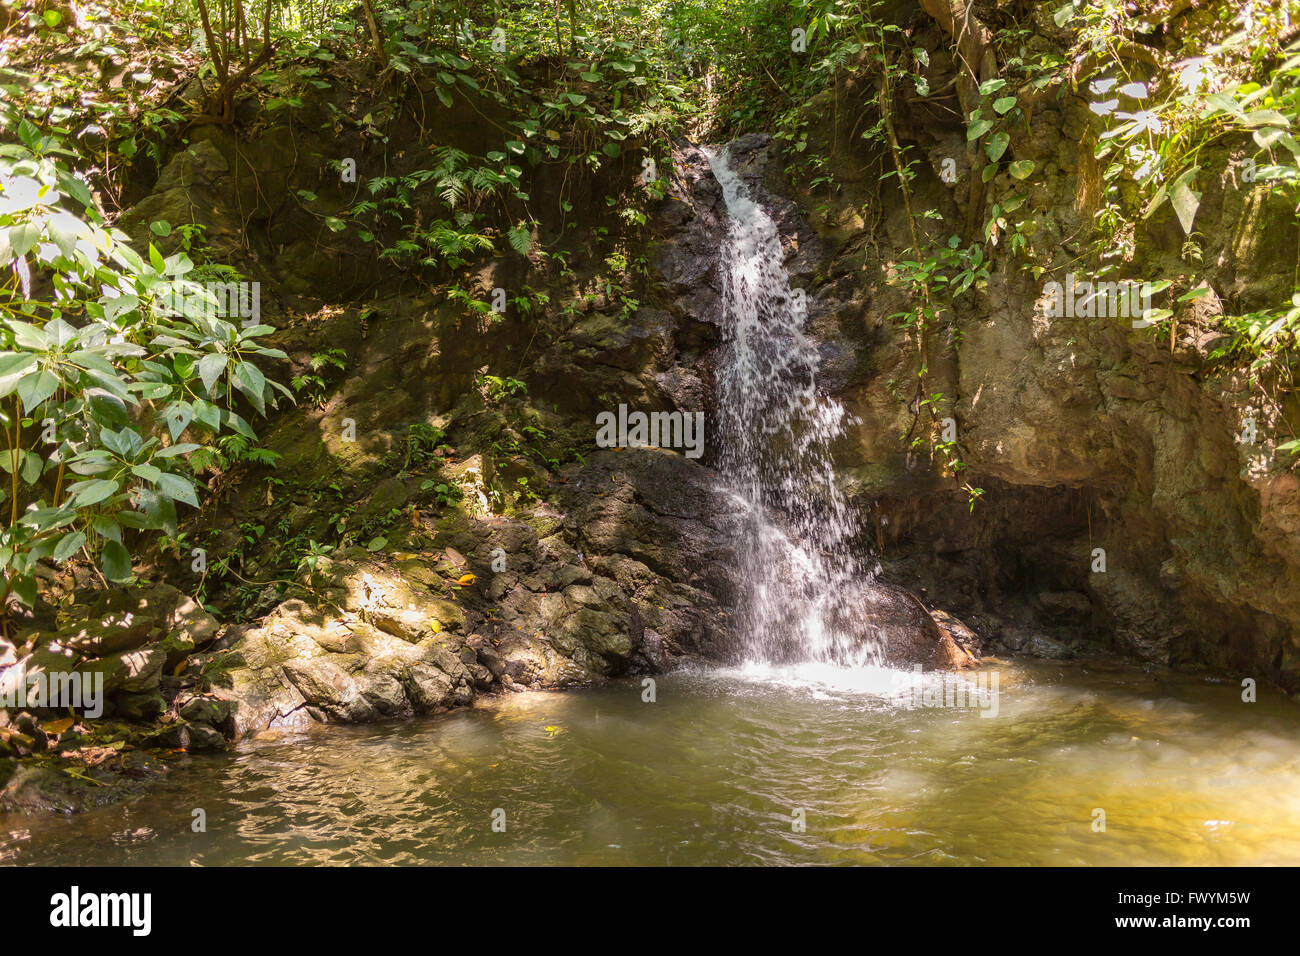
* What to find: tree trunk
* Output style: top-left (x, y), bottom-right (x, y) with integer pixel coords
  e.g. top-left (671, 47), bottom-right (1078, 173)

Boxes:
top-left (360, 0), bottom-right (389, 68)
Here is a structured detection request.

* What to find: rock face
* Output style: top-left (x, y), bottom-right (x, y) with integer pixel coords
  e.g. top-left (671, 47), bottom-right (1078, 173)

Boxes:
top-left (725, 15), bottom-right (1300, 690)
top-left (1, 584), bottom-right (219, 718)
top-left (125, 124), bottom-right (976, 742)
top-left (204, 445), bottom-right (745, 740)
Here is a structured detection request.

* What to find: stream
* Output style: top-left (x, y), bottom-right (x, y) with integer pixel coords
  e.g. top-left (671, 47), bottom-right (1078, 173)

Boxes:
top-left (5, 663), bottom-right (1300, 865)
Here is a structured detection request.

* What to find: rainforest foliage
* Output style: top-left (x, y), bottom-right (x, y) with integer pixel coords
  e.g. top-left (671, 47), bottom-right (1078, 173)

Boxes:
top-left (1, 0), bottom-right (1299, 625)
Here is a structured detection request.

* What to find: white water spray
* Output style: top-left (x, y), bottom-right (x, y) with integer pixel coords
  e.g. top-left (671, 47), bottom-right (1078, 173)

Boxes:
top-left (706, 144), bottom-right (883, 669)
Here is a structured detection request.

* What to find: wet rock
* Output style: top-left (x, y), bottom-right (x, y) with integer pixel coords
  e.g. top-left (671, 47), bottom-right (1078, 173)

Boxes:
top-left (146, 724), bottom-right (190, 750)
top-left (1034, 591), bottom-right (1094, 623)
top-left (474, 641), bottom-right (506, 678)
top-left (0, 754), bottom-right (166, 814)
top-left (186, 723), bottom-right (228, 752)
top-left (280, 655), bottom-right (375, 723)
top-left (404, 664), bottom-right (455, 710)
top-left (928, 608), bottom-right (984, 658)
top-left (995, 629), bottom-right (1076, 660)
top-left (179, 695), bottom-right (232, 726)
top-left (115, 693), bottom-right (166, 721)
top-left (867, 583), bottom-right (977, 669)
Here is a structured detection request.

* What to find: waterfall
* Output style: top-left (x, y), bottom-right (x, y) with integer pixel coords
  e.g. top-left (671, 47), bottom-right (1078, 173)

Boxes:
top-left (706, 144), bottom-right (883, 669)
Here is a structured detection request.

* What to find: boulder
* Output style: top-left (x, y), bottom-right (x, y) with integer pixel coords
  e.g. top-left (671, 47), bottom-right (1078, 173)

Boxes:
top-left (77, 647), bottom-right (165, 695)
top-left (179, 695), bottom-right (232, 726)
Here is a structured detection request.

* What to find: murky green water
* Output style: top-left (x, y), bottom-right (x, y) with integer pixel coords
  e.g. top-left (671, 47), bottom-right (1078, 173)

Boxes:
top-left (4, 661), bottom-right (1300, 865)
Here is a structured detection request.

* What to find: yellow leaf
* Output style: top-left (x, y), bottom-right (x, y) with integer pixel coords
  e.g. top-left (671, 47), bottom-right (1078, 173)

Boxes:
top-left (42, 717), bottom-right (74, 735)
top-left (173, 660), bottom-right (187, 676)
top-left (457, 573), bottom-right (476, 586)
top-left (430, 619), bottom-right (442, 633)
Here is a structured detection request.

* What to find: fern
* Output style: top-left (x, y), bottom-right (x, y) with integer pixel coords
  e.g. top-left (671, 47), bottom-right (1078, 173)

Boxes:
top-left (438, 174), bottom-right (467, 207)
top-left (470, 168), bottom-right (502, 190)
top-left (434, 146), bottom-right (470, 170)
top-left (507, 223), bottom-right (533, 255)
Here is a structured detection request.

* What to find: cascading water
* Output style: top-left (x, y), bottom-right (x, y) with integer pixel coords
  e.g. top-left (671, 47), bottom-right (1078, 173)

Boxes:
top-left (706, 144), bottom-right (883, 670)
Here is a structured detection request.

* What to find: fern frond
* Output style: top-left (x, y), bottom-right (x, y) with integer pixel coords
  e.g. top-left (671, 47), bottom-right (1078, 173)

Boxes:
top-left (438, 175), bottom-right (467, 207)
top-left (507, 225), bottom-right (533, 255)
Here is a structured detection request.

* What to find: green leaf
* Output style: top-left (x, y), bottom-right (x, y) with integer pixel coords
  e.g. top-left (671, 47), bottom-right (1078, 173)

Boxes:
top-left (9, 575), bottom-right (37, 608)
top-left (1008, 160), bottom-right (1035, 180)
top-left (1169, 166), bottom-right (1202, 234)
top-left (132, 463), bottom-right (163, 483)
top-left (17, 369), bottom-right (59, 413)
top-left (53, 530), bottom-right (86, 563)
top-left (985, 132), bottom-right (1010, 162)
top-left (115, 508), bottom-right (152, 529)
top-left (7, 320), bottom-right (49, 350)
top-left (161, 405), bottom-right (191, 443)
top-left (8, 222), bottom-right (40, 258)
top-left (70, 478), bottom-right (119, 507)
top-left (155, 472), bottom-right (199, 508)
top-left (99, 427), bottom-right (130, 456)
top-left (1242, 109), bottom-right (1288, 128)
top-left (192, 398), bottom-right (222, 431)
top-left (154, 443), bottom-right (200, 458)
top-left (19, 450), bottom-right (42, 484)
top-left (100, 540), bottom-right (133, 582)
top-left (81, 366), bottom-right (136, 405)
top-left (967, 119), bottom-right (994, 141)
top-left (90, 514), bottom-right (121, 542)
top-left (993, 96), bottom-right (1017, 115)
top-left (198, 353), bottom-right (228, 395)
top-left (234, 361), bottom-right (267, 415)
top-left (223, 409), bottom-right (257, 439)
top-left (0, 353), bottom-right (37, 399)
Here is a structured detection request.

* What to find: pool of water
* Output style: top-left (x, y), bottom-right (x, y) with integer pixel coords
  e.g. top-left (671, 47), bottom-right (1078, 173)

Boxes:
top-left (4, 661), bottom-right (1299, 865)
